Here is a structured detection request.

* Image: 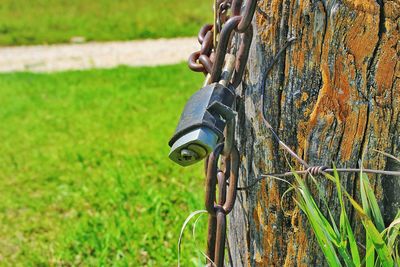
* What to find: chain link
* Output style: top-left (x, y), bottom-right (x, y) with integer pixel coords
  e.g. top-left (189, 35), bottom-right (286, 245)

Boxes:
top-left (205, 144), bottom-right (239, 266)
top-left (188, 1), bottom-right (257, 266)
top-left (188, 0), bottom-right (257, 88)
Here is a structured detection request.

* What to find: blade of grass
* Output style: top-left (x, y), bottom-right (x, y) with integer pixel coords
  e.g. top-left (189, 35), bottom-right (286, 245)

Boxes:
top-left (385, 211), bottom-right (400, 256)
top-left (363, 219), bottom-right (394, 266)
top-left (360, 173), bottom-right (385, 232)
top-left (178, 210), bottom-right (208, 267)
top-left (294, 197), bottom-right (342, 266)
top-left (281, 186), bottom-right (295, 216)
top-left (332, 167), bottom-right (360, 266)
top-left (346, 193), bottom-right (394, 266)
top-left (309, 172), bottom-right (341, 237)
top-left (294, 173), bottom-right (340, 246)
top-left (308, 171), bottom-right (355, 266)
top-left (359, 170), bottom-right (375, 267)
top-left (293, 173), bottom-right (342, 266)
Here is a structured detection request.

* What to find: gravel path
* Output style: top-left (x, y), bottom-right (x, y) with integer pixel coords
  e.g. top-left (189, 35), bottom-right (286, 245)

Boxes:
top-left (0, 37), bottom-right (198, 73)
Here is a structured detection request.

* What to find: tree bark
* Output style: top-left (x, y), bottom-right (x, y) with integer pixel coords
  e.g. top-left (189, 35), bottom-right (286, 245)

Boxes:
top-left (229, 0), bottom-right (399, 266)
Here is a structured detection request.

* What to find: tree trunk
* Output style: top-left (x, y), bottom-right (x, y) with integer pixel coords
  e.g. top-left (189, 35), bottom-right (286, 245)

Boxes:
top-left (229, 0), bottom-right (399, 266)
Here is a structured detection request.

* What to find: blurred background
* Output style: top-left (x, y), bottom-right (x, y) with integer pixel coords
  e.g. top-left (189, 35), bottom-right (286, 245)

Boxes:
top-left (0, 0), bottom-right (212, 265)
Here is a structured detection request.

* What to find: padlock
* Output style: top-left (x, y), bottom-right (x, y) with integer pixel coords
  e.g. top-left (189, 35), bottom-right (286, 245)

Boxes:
top-left (168, 82), bottom-right (235, 166)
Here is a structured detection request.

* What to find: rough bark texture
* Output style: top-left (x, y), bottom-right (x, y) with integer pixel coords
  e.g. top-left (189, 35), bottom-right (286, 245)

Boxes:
top-left (229, 0), bottom-right (399, 266)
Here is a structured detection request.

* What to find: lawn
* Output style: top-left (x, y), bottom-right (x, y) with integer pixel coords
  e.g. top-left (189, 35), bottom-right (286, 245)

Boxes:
top-left (0, 64), bottom-right (208, 265)
top-left (0, 0), bottom-right (212, 46)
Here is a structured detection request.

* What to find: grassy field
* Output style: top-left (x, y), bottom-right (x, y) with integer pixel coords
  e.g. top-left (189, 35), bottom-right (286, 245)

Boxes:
top-left (0, 0), bottom-right (212, 46)
top-left (0, 64), bottom-right (208, 265)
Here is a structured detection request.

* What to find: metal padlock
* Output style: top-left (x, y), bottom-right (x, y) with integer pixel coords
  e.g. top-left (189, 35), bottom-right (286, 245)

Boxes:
top-left (168, 82), bottom-right (235, 166)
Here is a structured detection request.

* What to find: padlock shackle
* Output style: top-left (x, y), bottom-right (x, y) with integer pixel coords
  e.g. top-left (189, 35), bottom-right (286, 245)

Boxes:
top-left (223, 115), bottom-right (235, 156)
top-left (218, 54), bottom-right (236, 87)
top-left (208, 101), bottom-right (236, 156)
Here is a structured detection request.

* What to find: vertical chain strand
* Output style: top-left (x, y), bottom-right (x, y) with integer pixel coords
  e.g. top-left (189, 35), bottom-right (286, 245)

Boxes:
top-left (205, 145), bottom-right (239, 266)
top-left (189, 1), bottom-right (258, 266)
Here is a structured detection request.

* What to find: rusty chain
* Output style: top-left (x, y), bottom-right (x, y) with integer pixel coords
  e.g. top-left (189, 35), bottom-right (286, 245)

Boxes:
top-left (187, 1), bottom-right (257, 266)
top-left (204, 143), bottom-right (239, 266)
top-left (188, 0), bottom-right (256, 88)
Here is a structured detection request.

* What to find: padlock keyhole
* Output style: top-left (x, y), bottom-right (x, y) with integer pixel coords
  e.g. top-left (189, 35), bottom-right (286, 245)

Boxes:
top-left (180, 149), bottom-right (198, 162)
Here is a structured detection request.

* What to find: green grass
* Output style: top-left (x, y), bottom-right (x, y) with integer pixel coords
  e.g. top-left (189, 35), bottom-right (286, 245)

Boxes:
top-left (0, 0), bottom-right (212, 46)
top-left (0, 64), bottom-right (208, 265)
top-left (293, 168), bottom-right (400, 267)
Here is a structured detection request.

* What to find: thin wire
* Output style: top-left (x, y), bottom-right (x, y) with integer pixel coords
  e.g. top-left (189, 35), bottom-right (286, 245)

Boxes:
top-left (259, 37), bottom-right (309, 168)
top-left (237, 168), bottom-right (400, 191)
top-left (213, 0), bottom-right (218, 48)
top-left (254, 38), bottom-right (400, 193)
top-left (226, 237), bottom-right (233, 266)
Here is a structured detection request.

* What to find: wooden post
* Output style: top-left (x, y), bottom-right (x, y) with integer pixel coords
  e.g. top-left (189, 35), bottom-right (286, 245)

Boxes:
top-left (229, 0), bottom-right (399, 265)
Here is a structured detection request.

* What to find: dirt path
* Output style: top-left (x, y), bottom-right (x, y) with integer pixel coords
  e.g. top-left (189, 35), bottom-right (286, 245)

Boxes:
top-left (0, 37), bottom-right (198, 73)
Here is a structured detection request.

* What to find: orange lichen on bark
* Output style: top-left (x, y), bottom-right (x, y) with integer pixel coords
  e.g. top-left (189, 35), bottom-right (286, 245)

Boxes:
top-left (253, 202), bottom-right (262, 232)
top-left (355, 106), bottom-right (369, 139)
top-left (295, 215), bottom-right (309, 267)
top-left (332, 53), bottom-right (367, 160)
top-left (283, 208), bottom-right (308, 267)
top-left (340, 110), bottom-right (367, 160)
top-left (257, 0), bottom-right (282, 46)
top-left (253, 181), bottom-right (267, 266)
top-left (263, 181), bottom-right (282, 265)
top-left (375, 34), bottom-right (398, 96)
top-left (332, 54), bottom-right (352, 118)
top-left (368, 109), bottom-right (392, 156)
top-left (384, 1), bottom-right (400, 21)
top-left (294, 92), bottom-right (309, 109)
top-left (307, 50), bottom-right (366, 160)
top-left (306, 65), bottom-right (335, 133)
top-left (346, 12), bottom-right (379, 69)
top-left (296, 47), bottom-right (306, 72)
top-left (252, 179), bottom-right (285, 265)
top-left (305, 15), bottom-right (332, 127)
top-left (304, 4), bottom-right (382, 161)
top-left (293, 11), bottom-right (310, 68)
top-left (284, 234), bottom-right (295, 266)
top-left (343, 0), bottom-right (379, 14)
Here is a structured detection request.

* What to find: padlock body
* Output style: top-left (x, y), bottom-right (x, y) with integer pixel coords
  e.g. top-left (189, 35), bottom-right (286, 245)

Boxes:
top-left (168, 82), bottom-right (235, 166)
top-left (169, 127), bottom-right (218, 166)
